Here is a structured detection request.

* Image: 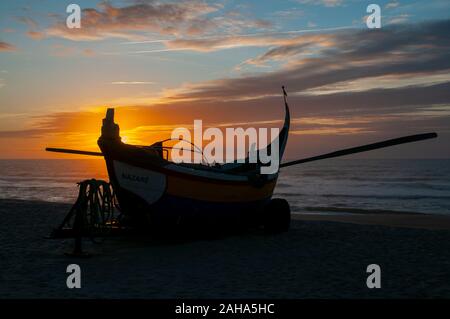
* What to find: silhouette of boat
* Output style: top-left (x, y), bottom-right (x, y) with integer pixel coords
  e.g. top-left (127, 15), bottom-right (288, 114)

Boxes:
top-left (46, 87), bottom-right (437, 233)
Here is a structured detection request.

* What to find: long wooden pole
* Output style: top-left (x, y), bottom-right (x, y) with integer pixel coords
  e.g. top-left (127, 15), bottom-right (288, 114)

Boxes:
top-left (45, 148), bottom-right (103, 157)
top-left (280, 132), bottom-right (437, 168)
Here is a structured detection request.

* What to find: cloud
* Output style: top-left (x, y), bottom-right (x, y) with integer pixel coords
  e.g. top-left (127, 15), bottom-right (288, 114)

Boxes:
top-left (40, 20), bottom-right (450, 115)
top-left (17, 16), bottom-right (46, 40)
top-left (385, 1), bottom-right (400, 9)
top-left (126, 26), bottom-right (351, 54)
top-left (2, 19), bottom-right (450, 158)
top-left (49, 45), bottom-right (96, 57)
top-left (82, 48), bottom-right (96, 57)
top-left (16, 16), bottom-right (38, 29)
top-left (164, 32), bottom-right (335, 53)
top-left (123, 19), bottom-right (450, 128)
top-left (301, 72), bottom-right (450, 95)
top-left (273, 9), bottom-right (304, 19)
top-left (0, 41), bottom-right (16, 52)
top-left (27, 20), bottom-right (450, 111)
top-left (26, 31), bottom-right (45, 40)
top-left (232, 18), bottom-right (450, 70)
top-left (50, 44), bottom-right (76, 57)
top-left (44, 1), bottom-right (272, 41)
top-left (239, 34), bottom-right (335, 66)
top-left (296, 0), bottom-right (344, 7)
top-left (387, 14), bottom-right (411, 25)
top-left (111, 81), bottom-right (155, 85)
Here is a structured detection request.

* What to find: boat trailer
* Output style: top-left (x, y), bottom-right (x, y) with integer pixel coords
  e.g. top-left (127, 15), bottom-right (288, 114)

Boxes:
top-left (49, 179), bottom-right (128, 257)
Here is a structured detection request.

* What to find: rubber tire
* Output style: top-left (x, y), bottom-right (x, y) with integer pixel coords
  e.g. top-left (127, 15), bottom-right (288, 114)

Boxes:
top-left (263, 198), bottom-right (291, 234)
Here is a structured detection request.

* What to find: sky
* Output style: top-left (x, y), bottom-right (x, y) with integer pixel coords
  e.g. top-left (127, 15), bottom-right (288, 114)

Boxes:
top-left (0, 0), bottom-right (449, 159)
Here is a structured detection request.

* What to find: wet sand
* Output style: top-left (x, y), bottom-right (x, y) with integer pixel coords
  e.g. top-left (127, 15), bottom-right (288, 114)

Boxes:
top-left (1, 199), bottom-right (450, 298)
top-left (294, 211), bottom-right (450, 230)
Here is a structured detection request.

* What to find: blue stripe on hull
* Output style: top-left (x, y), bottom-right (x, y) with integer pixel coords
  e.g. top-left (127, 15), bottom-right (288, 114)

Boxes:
top-left (141, 194), bottom-right (270, 227)
top-left (151, 194), bottom-right (270, 218)
top-left (115, 187), bottom-right (271, 227)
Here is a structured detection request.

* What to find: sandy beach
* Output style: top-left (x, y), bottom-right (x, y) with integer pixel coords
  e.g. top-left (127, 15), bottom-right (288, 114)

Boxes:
top-left (295, 210), bottom-right (450, 230)
top-left (1, 199), bottom-right (450, 299)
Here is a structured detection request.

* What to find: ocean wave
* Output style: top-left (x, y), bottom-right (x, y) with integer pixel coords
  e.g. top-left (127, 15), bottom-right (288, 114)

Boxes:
top-left (375, 182), bottom-right (450, 191)
top-left (273, 192), bottom-right (305, 197)
top-left (274, 192), bottom-right (450, 200)
top-left (303, 206), bottom-right (426, 215)
top-left (275, 183), bottom-right (293, 188)
top-left (321, 194), bottom-right (450, 200)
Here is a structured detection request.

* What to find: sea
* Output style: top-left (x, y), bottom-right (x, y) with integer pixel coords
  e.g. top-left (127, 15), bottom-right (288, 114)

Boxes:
top-left (0, 159), bottom-right (449, 215)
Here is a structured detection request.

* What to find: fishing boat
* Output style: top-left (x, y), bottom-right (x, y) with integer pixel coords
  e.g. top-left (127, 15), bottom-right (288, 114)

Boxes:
top-left (95, 105), bottom-right (289, 231)
top-left (47, 88), bottom-right (437, 234)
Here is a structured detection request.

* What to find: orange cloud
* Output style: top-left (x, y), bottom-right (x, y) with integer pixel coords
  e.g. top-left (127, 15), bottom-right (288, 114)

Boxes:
top-left (50, 44), bottom-right (76, 57)
top-left (44, 1), bottom-right (271, 41)
top-left (26, 31), bottom-right (45, 40)
top-left (1, 20), bottom-right (449, 159)
top-left (49, 44), bottom-right (96, 57)
top-left (0, 41), bottom-right (16, 52)
top-left (161, 33), bottom-right (335, 54)
top-left (82, 48), bottom-right (96, 57)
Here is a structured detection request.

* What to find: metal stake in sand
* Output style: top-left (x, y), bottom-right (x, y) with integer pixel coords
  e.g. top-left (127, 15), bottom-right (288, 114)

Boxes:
top-left (66, 182), bottom-right (90, 257)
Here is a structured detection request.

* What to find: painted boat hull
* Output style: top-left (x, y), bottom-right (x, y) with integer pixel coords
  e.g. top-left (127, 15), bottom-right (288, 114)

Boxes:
top-left (99, 139), bottom-right (278, 226)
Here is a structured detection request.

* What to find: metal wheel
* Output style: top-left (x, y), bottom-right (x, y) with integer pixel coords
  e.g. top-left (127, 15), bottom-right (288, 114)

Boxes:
top-left (263, 198), bottom-right (291, 234)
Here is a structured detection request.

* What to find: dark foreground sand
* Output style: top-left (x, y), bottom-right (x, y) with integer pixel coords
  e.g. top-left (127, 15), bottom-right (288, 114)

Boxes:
top-left (1, 199), bottom-right (450, 298)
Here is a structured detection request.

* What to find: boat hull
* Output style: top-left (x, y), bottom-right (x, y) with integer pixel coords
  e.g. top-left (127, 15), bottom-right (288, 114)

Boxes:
top-left (99, 139), bottom-right (278, 227)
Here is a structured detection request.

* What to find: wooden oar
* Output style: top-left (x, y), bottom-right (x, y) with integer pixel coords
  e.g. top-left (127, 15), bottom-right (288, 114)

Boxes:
top-left (280, 132), bottom-right (437, 168)
top-left (46, 132), bottom-right (438, 164)
top-left (46, 148), bottom-right (103, 157)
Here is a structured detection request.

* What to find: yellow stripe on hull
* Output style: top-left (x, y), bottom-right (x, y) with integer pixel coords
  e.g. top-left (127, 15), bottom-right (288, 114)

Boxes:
top-left (166, 175), bottom-right (277, 203)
